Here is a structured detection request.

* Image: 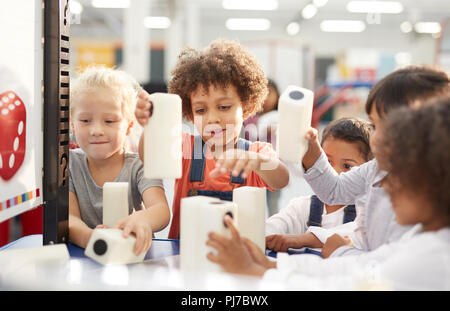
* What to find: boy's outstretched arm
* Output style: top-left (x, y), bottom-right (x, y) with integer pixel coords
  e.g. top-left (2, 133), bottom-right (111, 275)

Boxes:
top-left (210, 148), bottom-right (290, 190)
top-left (302, 128), bottom-right (323, 171)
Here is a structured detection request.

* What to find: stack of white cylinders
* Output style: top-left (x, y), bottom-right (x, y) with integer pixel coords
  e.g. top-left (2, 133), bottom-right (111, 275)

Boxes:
top-left (180, 196), bottom-right (237, 272)
top-left (144, 93), bottom-right (182, 179)
top-left (277, 86), bottom-right (314, 163)
top-left (233, 186), bottom-right (266, 252)
top-left (102, 182), bottom-right (129, 227)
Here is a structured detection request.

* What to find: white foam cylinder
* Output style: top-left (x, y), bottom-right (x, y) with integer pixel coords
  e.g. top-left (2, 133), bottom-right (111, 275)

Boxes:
top-left (276, 86), bottom-right (314, 163)
top-left (233, 187), bottom-right (266, 252)
top-left (180, 196), bottom-right (236, 272)
top-left (84, 228), bottom-right (146, 265)
top-left (103, 182), bottom-right (129, 227)
top-left (144, 93), bottom-right (182, 179)
top-left (0, 244), bottom-right (70, 264)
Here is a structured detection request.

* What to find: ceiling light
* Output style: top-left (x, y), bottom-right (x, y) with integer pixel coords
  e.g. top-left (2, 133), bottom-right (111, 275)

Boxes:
top-left (414, 22), bottom-right (441, 34)
top-left (347, 1), bottom-right (403, 14)
top-left (400, 21), bottom-right (413, 33)
top-left (225, 18), bottom-right (271, 31)
top-left (91, 0), bottom-right (130, 9)
top-left (320, 20), bottom-right (366, 32)
top-left (313, 0), bottom-right (328, 8)
top-left (143, 17), bottom-right (171, 29)
top-left (286, 22), bottom-right (300, 36)
top-left (222, 0), bottom-right (278, 10)
top-left (69, 0), bottom-right (83, 14)
top-left (302, 4), bottom-right (318, 19)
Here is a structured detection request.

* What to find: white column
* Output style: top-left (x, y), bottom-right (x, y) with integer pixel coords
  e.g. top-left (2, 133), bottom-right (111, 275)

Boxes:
top-left (164, 4), bottom-right (184, 82)
top-left (186, 3), bottom-right (200, 49)
top-left (123, 0), bottom-right (150, 84)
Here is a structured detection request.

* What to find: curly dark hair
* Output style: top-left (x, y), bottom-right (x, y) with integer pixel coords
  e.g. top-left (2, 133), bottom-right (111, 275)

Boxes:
top-left (168, 39), bottom-right (268, 120)
top-left (321, 117), bottom-right (374, 161)
top-left (377, 97), bottom-right (450, 224)
top-left (365, 66), bottom-right (449, 117)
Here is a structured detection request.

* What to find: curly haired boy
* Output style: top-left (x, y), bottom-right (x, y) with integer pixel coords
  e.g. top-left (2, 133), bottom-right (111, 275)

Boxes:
top-left (135, 39), bottom-right (289, 238)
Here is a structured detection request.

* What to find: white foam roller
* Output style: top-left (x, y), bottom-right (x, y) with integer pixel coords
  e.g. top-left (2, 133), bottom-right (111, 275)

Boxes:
top-left (0, 244), bottom-right (70, 264)
top-left (180, 196), bottom-right (236, 272)
top-left (276, 86), bottom-right (314, 163)
top-left (103, 182), bottom-right (129, 227)
top-left (84, 228), bottom-right (145, 265)
top-left (233, 186), bottom-right (266, 252)
top-left (144, 93), bottom-right (182, 179)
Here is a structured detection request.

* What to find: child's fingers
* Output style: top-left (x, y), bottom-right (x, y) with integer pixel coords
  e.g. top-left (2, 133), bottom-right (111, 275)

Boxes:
top-left (206, 251), bottom-right (220, 264)
top-left (231, 157), bottom-right (248, 177)
top-left (220, 157), bottom-right (238, 174)
top-left (206, 238), bottom-right (225, 253)
top-left (133, 227), bottom-right (146, 255)
top-left (305, 128), bottom-right (318, 141)
top-left (208, 231), bottom-right (228, 247)
top-left (265, 235), bottom-right (275, 242)
top-left (224, 215), bottom-right (240, 241)
top-left (242, 160), bottom-right (259, 179)
top-left (138, 89), bottom-right (151, 101)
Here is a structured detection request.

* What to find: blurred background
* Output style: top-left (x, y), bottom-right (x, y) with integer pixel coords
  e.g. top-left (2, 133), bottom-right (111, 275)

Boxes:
top-left (66, 0), bottom-right (450, 237)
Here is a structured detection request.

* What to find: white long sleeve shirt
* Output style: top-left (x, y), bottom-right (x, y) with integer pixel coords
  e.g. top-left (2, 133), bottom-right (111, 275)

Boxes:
top-left (302, 152), bottom-right (412, 256)
top-left (265, 196), bottom-right (357, 244)
top-left (263, 225), bottom-right (450, 290)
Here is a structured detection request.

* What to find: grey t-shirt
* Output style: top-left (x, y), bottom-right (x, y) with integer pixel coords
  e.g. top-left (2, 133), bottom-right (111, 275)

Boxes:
top-left (69, 148), bottom-right (164, 228)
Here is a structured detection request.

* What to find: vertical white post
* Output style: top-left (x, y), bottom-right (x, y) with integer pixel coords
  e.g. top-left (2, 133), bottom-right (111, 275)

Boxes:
top-left (123, 0), bottom-right (150, 83)
top-left (164, 3), bottom-right (184, 82)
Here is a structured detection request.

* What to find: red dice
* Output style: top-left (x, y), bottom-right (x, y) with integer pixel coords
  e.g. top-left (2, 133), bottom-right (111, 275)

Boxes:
top-left (0, 90), bottom-right (26, 181)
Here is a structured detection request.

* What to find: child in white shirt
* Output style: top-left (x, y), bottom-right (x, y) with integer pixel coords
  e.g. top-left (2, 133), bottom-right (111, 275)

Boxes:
top-left (265, 117), bottom-right (373, 252)
top-left (303, 66), bottom-right (450, 257)
top-left (206, 97), bottom-right (450, 290)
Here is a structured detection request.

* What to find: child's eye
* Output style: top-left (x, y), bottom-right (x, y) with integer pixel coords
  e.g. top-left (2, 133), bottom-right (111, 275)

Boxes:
top-left (344, 164), bottom-right (353, 170)
top-left (195, 108), bottom-right (206, 114)
top-left (80, 119), bottom-right (89, 123)
top-left (219, 105), bottom-right (231, 111)
top-left (105, 120), bottom-right (115, 124)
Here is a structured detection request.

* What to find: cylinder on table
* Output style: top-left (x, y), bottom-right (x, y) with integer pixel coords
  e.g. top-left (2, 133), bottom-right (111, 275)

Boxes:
top-left (180, 196), bottom-right (236, 272)
top-left (103, 182), bottom-right (129, 227)
top-left (84, 228), bottom-right (146, 265)
top-left (233, 186), bottom-right (266, 252)
top-left (276, 86), bottom-right (314, 163)
top-left (144, 93), bottom-right (182, 179)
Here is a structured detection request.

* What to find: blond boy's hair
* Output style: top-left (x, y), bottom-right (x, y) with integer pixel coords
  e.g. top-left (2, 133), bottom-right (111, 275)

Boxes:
top-left (70, 65), bottom-right (139, 123)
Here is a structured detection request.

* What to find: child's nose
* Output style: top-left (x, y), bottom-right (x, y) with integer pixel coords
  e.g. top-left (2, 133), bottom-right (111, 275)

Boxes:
top-left (206, 111), bottom-right (221, 124)
top-left (89, 122), bottom-right (104, 136)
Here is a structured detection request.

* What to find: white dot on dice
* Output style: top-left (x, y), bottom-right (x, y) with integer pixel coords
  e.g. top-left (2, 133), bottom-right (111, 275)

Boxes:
top-left (18, 121), bottom-right (24, 135)
top-left (13, 137), bottom-right (19, 151)
top-left (9, 154), bottom-right (15, 169)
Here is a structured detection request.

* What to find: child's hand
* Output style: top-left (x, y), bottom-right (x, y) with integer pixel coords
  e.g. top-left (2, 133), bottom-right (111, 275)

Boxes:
top-left (206, 215), bottom-right (268, 276)
top-left (114, 210), bottom-right (153, 256)
top-left (243, 237), bottom-right (276, 270)
top-left (135, 89), bottom-right (153, 127)
top-left (302, 127), bottom-right (323, 170)
top-left (321, 233), bottom-right (353, 258)
top-left (210, 149), bottom-right (270, 179)
top-left (265, 234), bottom-right (305, 252)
